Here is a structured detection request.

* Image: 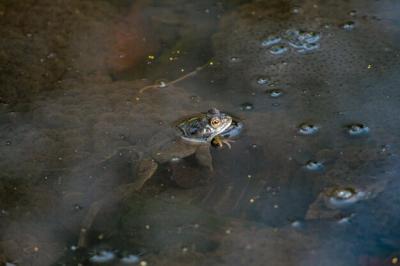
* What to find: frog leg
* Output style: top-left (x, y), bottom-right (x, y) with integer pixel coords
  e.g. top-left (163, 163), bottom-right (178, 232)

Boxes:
top-left (212, 135), bottom-right (235, 149)
top-left (78, 157), bottom-right (158, 248)
top-left (121, 157), bottom-right (158, 196)
top-left (195, 144), bottom-right (213, 171)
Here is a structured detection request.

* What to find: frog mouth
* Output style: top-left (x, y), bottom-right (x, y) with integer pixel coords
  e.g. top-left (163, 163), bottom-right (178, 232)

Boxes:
top-left (216, 116), bottom-right (233, 134)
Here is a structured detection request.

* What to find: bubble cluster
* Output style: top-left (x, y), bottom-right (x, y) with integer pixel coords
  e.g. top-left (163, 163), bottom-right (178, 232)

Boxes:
top-left (261, 29), bottom-right (321, 55)
top-left (285, 29), bottom-right (321, 53)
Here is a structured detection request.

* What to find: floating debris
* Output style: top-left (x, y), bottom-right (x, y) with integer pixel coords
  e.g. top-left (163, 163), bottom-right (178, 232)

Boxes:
top-left (262, 29), bottom-right (321, 55)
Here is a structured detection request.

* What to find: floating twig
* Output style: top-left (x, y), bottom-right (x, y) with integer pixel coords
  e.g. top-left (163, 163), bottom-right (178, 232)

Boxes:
top-left (139, 62), bottom-right (211, 94)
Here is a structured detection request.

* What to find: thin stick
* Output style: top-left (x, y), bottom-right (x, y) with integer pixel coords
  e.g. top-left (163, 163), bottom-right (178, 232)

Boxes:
top-left (139, 63), bottom-right (209, 94)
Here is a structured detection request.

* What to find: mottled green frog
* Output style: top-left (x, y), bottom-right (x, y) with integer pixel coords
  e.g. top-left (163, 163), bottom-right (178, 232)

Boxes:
top-left (132, 108), bottom-right (243, 191)
top-left (78, 108), bottom-right (243, 248)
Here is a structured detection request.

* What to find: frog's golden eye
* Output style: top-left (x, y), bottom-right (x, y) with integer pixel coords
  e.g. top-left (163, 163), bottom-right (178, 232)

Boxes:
top-left (210, 117), bottom-right (221, 128)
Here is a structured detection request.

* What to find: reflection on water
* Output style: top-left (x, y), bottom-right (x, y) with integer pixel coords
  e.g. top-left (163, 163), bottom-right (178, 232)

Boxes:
top-left (1, 0), bottom-right (400, 265)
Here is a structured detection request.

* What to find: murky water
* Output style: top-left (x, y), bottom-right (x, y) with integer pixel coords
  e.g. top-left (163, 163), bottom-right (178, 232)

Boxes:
top-left (1, 0), bottom-right (400, 265)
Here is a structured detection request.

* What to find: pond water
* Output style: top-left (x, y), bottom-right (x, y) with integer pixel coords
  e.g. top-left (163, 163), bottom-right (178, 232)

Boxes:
top-left (1, 0), bottom-right (400, 265)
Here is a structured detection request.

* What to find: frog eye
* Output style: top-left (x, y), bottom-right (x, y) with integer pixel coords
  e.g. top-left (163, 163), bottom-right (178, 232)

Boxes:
top-left (210, 117), bottom-right (221, 128)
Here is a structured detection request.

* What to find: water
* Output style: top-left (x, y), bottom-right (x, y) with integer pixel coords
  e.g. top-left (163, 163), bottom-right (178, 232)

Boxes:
top-left (1, 0), bottom-right (400, 265)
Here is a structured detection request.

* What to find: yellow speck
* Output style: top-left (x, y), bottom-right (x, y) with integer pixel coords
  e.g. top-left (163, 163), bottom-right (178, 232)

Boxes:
top-left (367, 64), bottom-right (373, 69)
top-left (140, 261), bottom-right (148, 266)
top-left (209, 61), bottom-right (214, 66)
top-left (249, 198), bottom-right (255, 203)
top-left (392, 257), bottom-right (398, 264)
top-left (181, 68), bottom-right (185, 72)
top-left (148, 55), bottom-right (155, 60)
top-left (169, 57), bottom-right (174, 61)
top-left (176, 50), bottom-right (180, 54)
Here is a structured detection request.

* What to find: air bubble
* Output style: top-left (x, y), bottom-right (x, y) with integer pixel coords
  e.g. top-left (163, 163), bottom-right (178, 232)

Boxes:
top-left (269, 45), bottom-right (288, 55)
top-left (170, 157), bottom-right (181, 163)
top-left (120, 255), bottom-right (140, 264)
top-left (229, 56), bottom-right (241, 63)
top-left (291, 7), bottom-right (302, 14)
top-left (89, 250), bottom-right (116, 263)
top-left (305, 160), bottom-right (324, 171)
top-left (346, 123), bottom-right (369, 136)
top-left (291, 220), bottom-right (303, 228)
top-left (266, 89), bottom-right (284, 98)
top-left (240, 102), bottom-right (254, 111)
top-left (298, 123), bottom-right (319, 135)
top-left (335, 189), bottom-right (353, 199)
top-left (298, 31), bottom-right (320, 44)
top-left (256, 76), bottom-right (269, 85)
top-left (349, 10), bottom-right (357, 16)
top-left (261, 35), bottom-right (281, 47)
top-left (327, 187), bottom-right (365, 208)
top-left (337, 214), bottom-right (354, 224)
top-left (73, 204), bottom-right (83, 211)
top-left (297, 42), bottom-right (320, 53)
top-left (341, 21), bottom-right (355, 30)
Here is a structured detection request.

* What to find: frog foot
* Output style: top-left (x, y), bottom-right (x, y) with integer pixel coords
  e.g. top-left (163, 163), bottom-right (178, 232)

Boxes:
top-left (212, 136), bottom-right (235, 149)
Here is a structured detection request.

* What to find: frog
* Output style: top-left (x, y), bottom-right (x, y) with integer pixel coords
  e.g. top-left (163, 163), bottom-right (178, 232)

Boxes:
top-left (131, 107), bottom-right (243, 191)
top-left (78, 108), bottom-right (243, 248)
